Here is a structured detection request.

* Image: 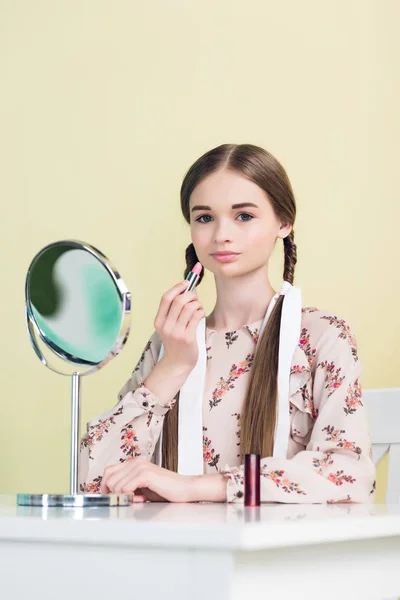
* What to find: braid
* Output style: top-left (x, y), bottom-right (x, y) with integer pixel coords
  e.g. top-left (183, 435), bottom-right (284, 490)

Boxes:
top-left (241, 229), bottom-right (296, 460)
top-left (184, 243), bottom-right (205, 285)
top-left (283, 231), bottom-right (297, 284)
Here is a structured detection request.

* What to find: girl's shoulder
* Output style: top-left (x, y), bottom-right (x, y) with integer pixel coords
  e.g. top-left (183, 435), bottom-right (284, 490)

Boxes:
top-left (300, 306), bottom-right (358, 363)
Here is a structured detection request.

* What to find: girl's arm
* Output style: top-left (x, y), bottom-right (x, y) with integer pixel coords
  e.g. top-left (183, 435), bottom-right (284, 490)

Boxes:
top-left (80, 277), bottom-right (205, 493)
top-left (79, 331), bottom-right (190, 492)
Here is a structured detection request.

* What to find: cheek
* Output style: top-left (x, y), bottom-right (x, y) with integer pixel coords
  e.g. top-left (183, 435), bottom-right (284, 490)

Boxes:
top-left (247, 226), bottom-right (276, 254)
top-left (190, 227), bottom-right (216, 266)
top-left (190, 226), bottom-right (208, 249)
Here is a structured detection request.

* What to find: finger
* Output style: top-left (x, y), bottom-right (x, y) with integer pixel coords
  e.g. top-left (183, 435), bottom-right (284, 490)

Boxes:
top-left (119, 472), bottom-right (150, 496)
top-left (100, 463), bottom-right (125, 494)
top-left (174, 300), bottom-right (204, 334)
top-left (163, 290), bottom-right (198, 329)
top-left (186, 307), bottom-right (206, 336)
top-left (139, 489), bottom-right (166, 502)
top-left (114, 467), bottom-right (145, 493)
top-left (110, 459), bottom-right (150, 493)
top-left (106, 462), bottom-right (137, 492)
top-left (132, 495), bottom-right (146, 503)
top-left (120, 479), bottom-right (141, 494)
top-left (107, 471), bottom-right (133, 493)
top-left (100, 477), bottom-right (110, 494)
top-left (154, 281), bottom-right (190, 327)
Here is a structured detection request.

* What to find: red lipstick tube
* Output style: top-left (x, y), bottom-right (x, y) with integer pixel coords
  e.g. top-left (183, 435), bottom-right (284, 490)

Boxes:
top-left (244, 453), bottom-right (260, 507)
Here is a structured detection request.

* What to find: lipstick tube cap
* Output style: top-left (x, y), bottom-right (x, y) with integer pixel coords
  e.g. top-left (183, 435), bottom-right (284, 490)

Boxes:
top-left (244, 453), bottom-right (260, 507)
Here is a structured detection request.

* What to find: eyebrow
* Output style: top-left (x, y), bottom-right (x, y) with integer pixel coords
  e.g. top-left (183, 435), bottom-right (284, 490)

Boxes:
top-left (191, 202), bottom-right (259, 212)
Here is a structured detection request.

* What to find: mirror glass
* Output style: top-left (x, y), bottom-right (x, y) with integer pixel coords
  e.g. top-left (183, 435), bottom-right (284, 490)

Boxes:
top-left (26, 241), bottom-right (129, 366)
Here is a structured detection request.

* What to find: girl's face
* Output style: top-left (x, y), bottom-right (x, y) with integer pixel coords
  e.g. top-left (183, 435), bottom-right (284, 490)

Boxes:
top-left (189, 169), bottom-right (292, 278)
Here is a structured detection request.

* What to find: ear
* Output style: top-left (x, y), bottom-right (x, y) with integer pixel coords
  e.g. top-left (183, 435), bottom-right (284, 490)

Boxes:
top-left (276, 222), bottom-right (293, 240)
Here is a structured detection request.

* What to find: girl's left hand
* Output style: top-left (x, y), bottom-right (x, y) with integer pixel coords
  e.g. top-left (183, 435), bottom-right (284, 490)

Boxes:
top-left (100, 458), bottom-right (194, 503)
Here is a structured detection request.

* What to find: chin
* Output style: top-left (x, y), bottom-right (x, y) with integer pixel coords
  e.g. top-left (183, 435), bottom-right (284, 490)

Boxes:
top-left (212, 264), bottom-right (249, 278)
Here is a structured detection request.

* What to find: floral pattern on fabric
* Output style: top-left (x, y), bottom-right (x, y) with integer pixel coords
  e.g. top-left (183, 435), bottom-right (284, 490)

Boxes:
top-left (232, 412), bottom-right (241, 458)
top-left (202, 427), bottom-right (220, 470)
top-left (133, 340), bottom-right (152, 372)
top-left (225, 331), bottom-right (239, 349)
top-left (226, 465), bottom-right (244, 487)
top-left (322, 425), bottom-right (362, 459)
top-left (301, 385), bottom-right (318, 420)
top-left (327, 471), bottom-right (356, 486)
top-left (120, 424), bottom-right (141, 461)
top-left (299, 327), bottom-right (317, 369)
top-left (312, 452), bottom-right (357, 487)
top-left (244, 325), bottom-right (259, 345)
top-left (81, 406), bottom-right (124, 460)
top-left (302, 307), bottom-right (319, 315)
top-left (291, 364), bottom-right (309, 375)
top-left (313, 452), bottom-right (335, 474)
top-left (327, 495), bottom-right (352, 504)
top-left (317, 360), bottom-right (345, 397)
top-left (80, 476), bottom-right (102, 493)
top-left (344, 379), bottom-right (363, 416)
top-left (146, 411), bottom-right (154, 427)
top-left (209, 352), bottom-right (254, 410)
top-left (261, 467), bottom-right (307, 496)
top-left (320, 315), bottom-right (358, 362)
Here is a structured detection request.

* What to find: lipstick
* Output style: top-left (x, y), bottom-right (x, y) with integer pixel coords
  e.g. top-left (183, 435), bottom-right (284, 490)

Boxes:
top-left (184, 261), bottom-right (203, 293)
top-left (244, 453), bottom-right (260, 507)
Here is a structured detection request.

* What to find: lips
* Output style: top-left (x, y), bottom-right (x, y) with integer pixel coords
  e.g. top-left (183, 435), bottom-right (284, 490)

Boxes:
top-left (210, 252), bottom-right (240, 263)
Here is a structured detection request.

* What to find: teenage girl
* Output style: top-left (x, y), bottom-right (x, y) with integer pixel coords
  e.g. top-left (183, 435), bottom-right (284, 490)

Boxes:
top-left (80, 144), bottom-right (375, 504)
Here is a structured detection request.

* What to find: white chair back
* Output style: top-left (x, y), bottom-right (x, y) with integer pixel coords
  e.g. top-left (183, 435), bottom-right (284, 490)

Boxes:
top-left (363, 388), bottom-right (400, 503)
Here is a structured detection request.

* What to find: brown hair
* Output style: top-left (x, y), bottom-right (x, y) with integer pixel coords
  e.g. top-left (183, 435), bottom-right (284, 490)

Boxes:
top-left (162, 144), bottom-right (297, 471)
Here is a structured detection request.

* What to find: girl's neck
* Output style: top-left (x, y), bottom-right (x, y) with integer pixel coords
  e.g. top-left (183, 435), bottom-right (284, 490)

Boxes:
top-left (206, 272), bottom-right (276, 333)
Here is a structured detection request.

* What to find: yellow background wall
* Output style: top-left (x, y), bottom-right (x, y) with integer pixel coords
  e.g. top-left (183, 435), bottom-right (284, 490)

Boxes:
top-left (0, 1), bottom-right (398, 497)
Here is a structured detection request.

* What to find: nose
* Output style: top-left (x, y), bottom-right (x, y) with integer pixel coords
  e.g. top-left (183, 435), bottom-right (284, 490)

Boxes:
top-left (212, 218), bottom-right (234, 244)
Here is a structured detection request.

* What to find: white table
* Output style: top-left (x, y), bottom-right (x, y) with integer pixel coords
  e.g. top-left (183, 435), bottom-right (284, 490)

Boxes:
top-left (0, 496), bottom-right (399, 600)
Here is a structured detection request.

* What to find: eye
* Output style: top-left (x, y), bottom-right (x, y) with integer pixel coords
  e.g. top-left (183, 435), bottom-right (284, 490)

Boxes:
top-left (196, 213), bottom-right (254, 223)
top-left (195, 214), bottom-right (213, 223)
top-left (237, 213), bottom-right (253, 222)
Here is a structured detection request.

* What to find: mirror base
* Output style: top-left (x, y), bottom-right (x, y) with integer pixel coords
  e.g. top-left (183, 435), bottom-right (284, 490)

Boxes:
top-left (16, 493), bottom-right (133, 507)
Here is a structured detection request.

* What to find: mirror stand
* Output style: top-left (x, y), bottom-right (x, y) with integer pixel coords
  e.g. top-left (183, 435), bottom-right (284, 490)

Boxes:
top-left (70, 372), bottom-right (81, 495)
top-left (17, 240), bottom-right (134, 508)
top-left (17, 355), bottom-right (132, 508)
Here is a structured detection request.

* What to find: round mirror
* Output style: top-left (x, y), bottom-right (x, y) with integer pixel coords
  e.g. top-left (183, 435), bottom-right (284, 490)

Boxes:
top-left (25, 240), bottom-right (131, 374)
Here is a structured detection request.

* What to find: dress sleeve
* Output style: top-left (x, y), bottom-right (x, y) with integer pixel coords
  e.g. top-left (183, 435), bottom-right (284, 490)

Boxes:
top-left (221, 319), bottom-right (376, 504)
top-left (79, 331), bottom-right (172, 492)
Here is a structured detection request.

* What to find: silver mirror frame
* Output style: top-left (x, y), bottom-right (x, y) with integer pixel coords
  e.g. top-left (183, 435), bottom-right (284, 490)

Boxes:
top-left (19, 240), bottom-right (133, 508)
top-left (25, 239), bottom-right (131, 375)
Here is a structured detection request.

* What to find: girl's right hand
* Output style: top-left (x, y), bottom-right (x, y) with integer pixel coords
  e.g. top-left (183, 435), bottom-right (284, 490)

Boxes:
top-left (154, 280), bottom-right (205, 371)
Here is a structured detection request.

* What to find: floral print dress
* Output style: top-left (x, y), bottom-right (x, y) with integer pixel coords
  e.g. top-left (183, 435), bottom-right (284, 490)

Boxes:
top-left (80, 307), bottom-right (376, 503)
